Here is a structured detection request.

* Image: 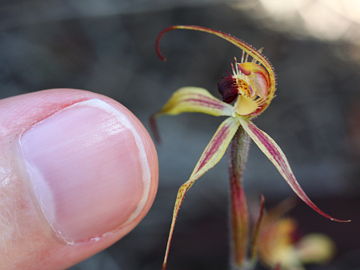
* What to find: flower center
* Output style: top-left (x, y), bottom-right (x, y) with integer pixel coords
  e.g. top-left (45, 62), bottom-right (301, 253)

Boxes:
top-left (218, 59), bottom-right (273, 118)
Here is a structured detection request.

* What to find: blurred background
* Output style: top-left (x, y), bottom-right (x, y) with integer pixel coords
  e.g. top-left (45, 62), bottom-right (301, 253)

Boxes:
top-left (1, 0), bottom-right (359, 269)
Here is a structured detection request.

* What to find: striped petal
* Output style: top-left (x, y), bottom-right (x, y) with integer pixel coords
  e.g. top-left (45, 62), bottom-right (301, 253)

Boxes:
top-left (162, 117), bottom-right (240, 270)
top-left (150, 87), bottom-right (233, 142)
top-left (157, 87), bottom-right (233, 117)
top-left (239, 118), bottom-right (350, 223)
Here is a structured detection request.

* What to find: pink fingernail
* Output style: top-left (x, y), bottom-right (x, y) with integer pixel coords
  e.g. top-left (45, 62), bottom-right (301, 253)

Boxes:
top-left (19, 99), bottom-right (152, 243)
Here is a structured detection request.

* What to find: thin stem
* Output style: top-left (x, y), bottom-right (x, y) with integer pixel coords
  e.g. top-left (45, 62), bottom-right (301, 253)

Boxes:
top-left (250, 195), bottom-right (265, 261)
top-left (229, 127), bottom-right (251, 270)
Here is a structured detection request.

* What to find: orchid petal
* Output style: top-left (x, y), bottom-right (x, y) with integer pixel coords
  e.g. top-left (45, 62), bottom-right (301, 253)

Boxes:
top-left (157, 87), bottom-right (233, 117)
top-left (151, 87), bottom-right (233, 142)
top-left (239, 118), bottom-right (350, 223)
top-left (162, 117), bottom-right (240, 270)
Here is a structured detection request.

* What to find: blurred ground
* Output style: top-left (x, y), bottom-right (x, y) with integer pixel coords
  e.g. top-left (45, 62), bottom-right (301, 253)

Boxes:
top-left (1, 0), bottom-right (360, 269)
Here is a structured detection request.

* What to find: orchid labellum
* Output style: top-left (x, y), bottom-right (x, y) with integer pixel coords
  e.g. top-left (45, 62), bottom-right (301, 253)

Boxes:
top-left (152, 25), bottom-right (350, 270)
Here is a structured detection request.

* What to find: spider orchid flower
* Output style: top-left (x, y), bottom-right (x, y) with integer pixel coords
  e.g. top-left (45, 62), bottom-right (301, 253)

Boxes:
top-left (152, 25), bottom-right (350, 269)
top-left (257, 201), bottom-right (335, 270)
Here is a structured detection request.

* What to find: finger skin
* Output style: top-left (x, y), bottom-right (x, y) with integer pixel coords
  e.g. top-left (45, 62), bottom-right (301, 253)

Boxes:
top-left (0, 89), bottom-right (158, 270)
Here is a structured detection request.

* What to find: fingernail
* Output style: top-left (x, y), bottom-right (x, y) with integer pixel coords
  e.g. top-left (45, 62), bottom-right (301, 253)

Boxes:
top-left (19, 99), bottom-right (152, 243)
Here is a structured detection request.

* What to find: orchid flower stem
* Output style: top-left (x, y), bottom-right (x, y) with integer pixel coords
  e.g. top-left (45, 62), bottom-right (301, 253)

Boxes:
top-left (229, 126), bottom-right (251, 270)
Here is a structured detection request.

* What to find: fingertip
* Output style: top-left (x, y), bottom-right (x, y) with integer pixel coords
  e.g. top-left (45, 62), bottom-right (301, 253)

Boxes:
top-left (0, 89), bottom-right (158, 269)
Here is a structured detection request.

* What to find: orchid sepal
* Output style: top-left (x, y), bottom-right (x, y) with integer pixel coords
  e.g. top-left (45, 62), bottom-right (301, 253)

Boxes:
top-left (162, 117), bottom-right (240, 269)
top-left (238, 117), bottom-right (350, 223)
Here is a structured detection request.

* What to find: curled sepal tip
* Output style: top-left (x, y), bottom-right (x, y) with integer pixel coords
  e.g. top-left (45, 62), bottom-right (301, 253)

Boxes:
top-left (239, 118), bottom-right (351, 223)
top-left (162, 117), bottom-right (240, 270)
top-left (155, 25), bottom-right (275, 75)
